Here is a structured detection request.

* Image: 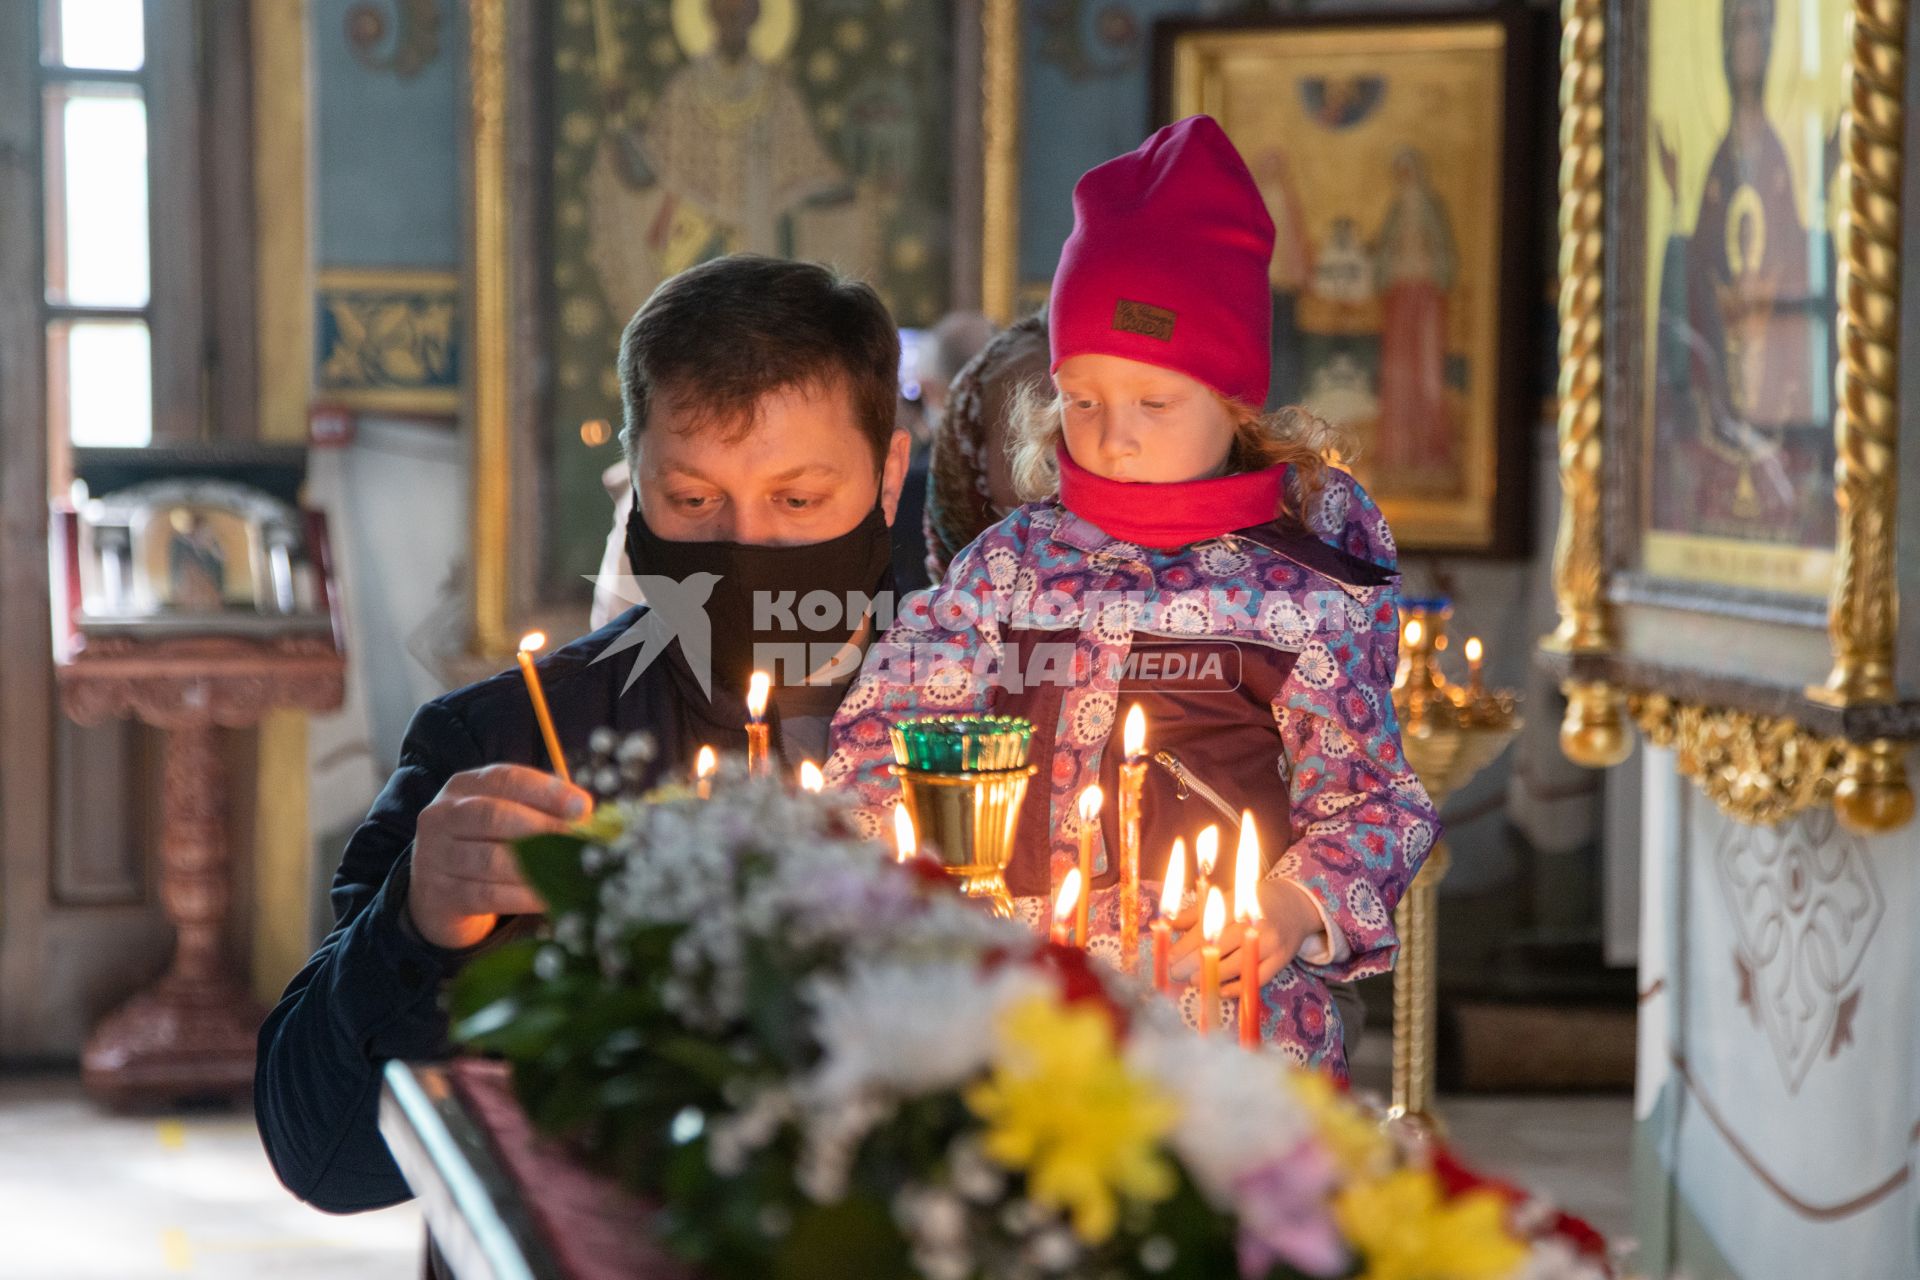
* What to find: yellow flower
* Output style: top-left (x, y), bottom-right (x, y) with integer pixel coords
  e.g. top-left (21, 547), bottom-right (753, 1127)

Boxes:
top-left (1334, 1169), bottom-right (1527, 1280)
top-left (965, 997), bottom-right (1178, 1243)
top-left (1287, 1070), bottom-right (1391, 1178)
top-left (571, 803), bottom-right (626, 844)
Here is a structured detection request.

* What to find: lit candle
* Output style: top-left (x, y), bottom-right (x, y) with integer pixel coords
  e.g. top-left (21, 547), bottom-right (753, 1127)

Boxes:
top-left (1075, 784), bottom-right (1103, 946)
top-left (1234, 810), bottom-right (1264, 1048)
top-left (1118, 706), bottom-right (1147, 974)
top-left (893, 802), bottom-right (917, 863)
top-left (1051, 868), bottom-right (1083, 947)
top-left (1151, 837), bottom-right (1185, 997)
top-left (694, 745), bottom-right (716, 799)
top-left (515, 632), bottom-right (569, 783)
top-left (798, 760), bottom-right (825, 793)
top-left (744, 670), bottom-right (772, 776)
top-left (1465, 636), bottom-right (1486, 696)
top-left (1199, 886), bottom-right (1225, 1036)
top-left (1195, 824), bottom-right (1220, 918)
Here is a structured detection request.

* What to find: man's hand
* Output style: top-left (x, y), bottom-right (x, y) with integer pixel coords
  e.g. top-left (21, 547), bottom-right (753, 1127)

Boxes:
top-left (407, 765), bottom-right (592, 951)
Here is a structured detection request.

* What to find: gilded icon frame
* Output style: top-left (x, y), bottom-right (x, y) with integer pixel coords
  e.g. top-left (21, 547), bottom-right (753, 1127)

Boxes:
top-left (463, 0), bottom-right (1022, 654)
top-left (1150, 10), bottom-right (1548, 557)
top-left (1543, 0), bottom-right (1917, 833)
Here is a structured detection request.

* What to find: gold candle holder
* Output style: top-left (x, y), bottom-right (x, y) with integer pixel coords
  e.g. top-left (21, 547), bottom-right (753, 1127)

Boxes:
top-left (889, 763), bottom-right (1036, 917)
top-left (1388, 598), bottom-right (1521, 1133)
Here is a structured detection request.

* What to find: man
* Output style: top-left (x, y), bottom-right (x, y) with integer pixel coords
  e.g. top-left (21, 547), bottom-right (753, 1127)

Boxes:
top-left (255, 255), bottom-right (909, 1212)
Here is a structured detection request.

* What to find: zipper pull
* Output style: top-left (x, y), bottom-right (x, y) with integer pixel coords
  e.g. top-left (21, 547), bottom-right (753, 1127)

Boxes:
top-left (1152, 751), bottom-right (1193, 800)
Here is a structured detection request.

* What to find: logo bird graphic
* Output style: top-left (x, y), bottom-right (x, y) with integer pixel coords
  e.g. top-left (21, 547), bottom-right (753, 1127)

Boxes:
top-left (585, 572), bottom-right (723, 697)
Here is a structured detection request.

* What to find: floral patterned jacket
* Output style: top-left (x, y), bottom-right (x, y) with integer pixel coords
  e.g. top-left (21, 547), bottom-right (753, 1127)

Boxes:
top-left (826, 470), bottom-right (1438, 1075)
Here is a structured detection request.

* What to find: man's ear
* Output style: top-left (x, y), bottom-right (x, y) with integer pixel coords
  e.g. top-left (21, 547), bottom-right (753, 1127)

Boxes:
top-left (879, 427), bottom-right (912, 526)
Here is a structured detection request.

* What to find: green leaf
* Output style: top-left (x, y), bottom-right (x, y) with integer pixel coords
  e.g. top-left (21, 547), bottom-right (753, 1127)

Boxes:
top-left (514, 832), bottom-right (595, 914)
top-left (773, 1196), bottom-right (912, 1280)
top-left (653, 1035), bottom-right (743, 1087)
top-left (445, 940), bottom-right (539, 1023)
top-left (462, 1000), bottom-right (571, 1059)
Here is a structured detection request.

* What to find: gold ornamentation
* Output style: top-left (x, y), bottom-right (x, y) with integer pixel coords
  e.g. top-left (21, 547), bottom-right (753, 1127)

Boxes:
top-left (251, 0), bottom-right (311, 443)
top-left (1390, 843), bottom-right (1450, 1132)
top-left (1834, 738), bottom-right (1917, 834)
top-left (1389, 603), bottom-right (1521, 1130)
top-left (1547, 0), bottom-right (1609, 658)
top-left (981, 0), bottom-right (1021, 323)
top-left (1812, 0), bottom-right (1908, 708)
top-left (1629, 694), bottom-right (1846, 828)
top-left (315, 269), bottom-right (459, 414)
top-left (1545, 0), bottom-right (1632, 774)
top-left (469, 0), bottom-right (513, 657)
top-left (1559, 678), bottom-right (1633, 769)
top-left (249, 0), bottom-right (315, 1007)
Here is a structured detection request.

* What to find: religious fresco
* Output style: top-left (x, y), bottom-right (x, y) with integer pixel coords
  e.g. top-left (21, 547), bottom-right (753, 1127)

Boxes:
top-left (1018, 0), bottom-right (1214, 296)
top-left (310, 0), bottom-right (463, 415)
top-left (547, 0), bottom-right (952, 582)
top-left (1165, 20), bottom-right (1521, 552)
top-left (1641, 0), bottom-right (1846, 597)
top-left (315, 269), bottom-right (461, 415)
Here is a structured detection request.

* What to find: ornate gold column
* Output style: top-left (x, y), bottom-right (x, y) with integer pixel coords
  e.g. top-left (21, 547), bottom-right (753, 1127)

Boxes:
top-left (468, 0), bottom-right (514, 658)
top-left (250, 0), bottom-right (315, 1003)
top-left (980, 0), bottom-right (1021, 324)
top-left (1811, 0), bottom-right (1914, 833)
top-left (1546, 0), bottom-right (1631, 771)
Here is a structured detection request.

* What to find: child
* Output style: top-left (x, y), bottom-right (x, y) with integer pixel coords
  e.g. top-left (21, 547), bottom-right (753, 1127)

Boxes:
top-left (825, 116), bottom-right (1437, 1076)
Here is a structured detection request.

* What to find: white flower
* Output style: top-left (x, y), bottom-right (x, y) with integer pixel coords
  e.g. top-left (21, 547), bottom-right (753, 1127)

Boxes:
top-left (1512, 1238), bottom-right (1609, 1280)
top-left (803, 959), bottom-right (1051, 1105)
top-left (707, 1086), bottom-right (795, 1176)
top-left (1127, 1034), bottom-right (1314, 1207)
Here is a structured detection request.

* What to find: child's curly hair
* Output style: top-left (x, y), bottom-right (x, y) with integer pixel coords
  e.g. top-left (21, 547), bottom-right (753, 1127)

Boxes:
top-left (1006, 382), bottom-right (1353, 524)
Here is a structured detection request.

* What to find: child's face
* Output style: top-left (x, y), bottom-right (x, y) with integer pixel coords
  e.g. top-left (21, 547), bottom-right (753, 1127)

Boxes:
top-left (1055, 355), bottom-right (1236, 484)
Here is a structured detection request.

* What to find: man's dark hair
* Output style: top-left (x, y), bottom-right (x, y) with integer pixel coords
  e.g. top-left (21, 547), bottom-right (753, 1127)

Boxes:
top-left (617, 255), bottom-right (901, 470)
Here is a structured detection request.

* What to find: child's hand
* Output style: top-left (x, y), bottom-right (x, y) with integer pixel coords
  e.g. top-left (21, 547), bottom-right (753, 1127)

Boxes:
top-left (1167, 879), bottom-right (1325, 997)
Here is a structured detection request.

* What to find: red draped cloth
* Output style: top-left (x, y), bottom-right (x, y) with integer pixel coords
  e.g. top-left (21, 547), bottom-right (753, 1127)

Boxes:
top-left (447, 1059), bottom-right (695, 1280)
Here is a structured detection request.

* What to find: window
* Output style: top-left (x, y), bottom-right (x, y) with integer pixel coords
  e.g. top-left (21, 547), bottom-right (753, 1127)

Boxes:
top-left (40, 0), bottom-right (154, 449)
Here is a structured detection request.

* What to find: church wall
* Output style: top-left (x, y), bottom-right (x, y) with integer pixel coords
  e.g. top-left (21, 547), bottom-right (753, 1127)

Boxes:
top-left (1632, 747), bottom-right (1920, 1277)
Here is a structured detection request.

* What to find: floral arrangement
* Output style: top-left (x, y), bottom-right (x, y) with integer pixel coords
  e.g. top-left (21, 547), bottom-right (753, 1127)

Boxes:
top-left (449, 735), bottom-right (1610, 1280)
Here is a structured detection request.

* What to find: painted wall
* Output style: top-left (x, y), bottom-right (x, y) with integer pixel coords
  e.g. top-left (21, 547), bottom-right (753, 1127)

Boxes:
top-left (1633, 749), bottom-right (1920, 1277)
top-left (311, 0), bottom-right (462, 417)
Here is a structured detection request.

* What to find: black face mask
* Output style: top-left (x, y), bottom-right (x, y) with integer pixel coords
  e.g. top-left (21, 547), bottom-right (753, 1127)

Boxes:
top-left (624, 498), bottom-right (894, 698)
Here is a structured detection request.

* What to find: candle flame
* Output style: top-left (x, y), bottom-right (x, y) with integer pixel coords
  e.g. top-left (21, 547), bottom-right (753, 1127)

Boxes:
top-left (1202, 886), bottom-right (1226, 943)
top-left (1122, 704), bottom-right (1146, 759)
top-left (518, 630), bottom-right (547, 654)
top-left (1160, 838), bottom-right (1187, 916)
top-left (798, 760), bottom-right (824, 792)
top-left (1053, 867), bottom-right (1083, 924)
top-left (695, 745), bottom-right (717, 779)
top-left (746, 670), bottom-right (771, 720)
top-left (1234, 810), bottom-right (1263, 923)
top-left (1195, 824), bottom-right (1220, 877)
top-left (1403, 618), bottom-right (1423, 649)
top-left (893, 802), bottom-right (916, 862)
top-left (1076, 784), bottom-right (1104, 822)
top-left (1465, 636), bottom-right (1483, 663)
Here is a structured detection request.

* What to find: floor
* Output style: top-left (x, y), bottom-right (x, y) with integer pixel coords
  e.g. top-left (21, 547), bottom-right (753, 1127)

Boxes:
top-left (1, 1070), bottom-right (1631, 1279)
top-left (0, 1075), bottom-right (422, 1279)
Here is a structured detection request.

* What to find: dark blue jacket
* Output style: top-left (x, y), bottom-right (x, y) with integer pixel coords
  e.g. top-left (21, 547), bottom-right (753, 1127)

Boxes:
top-left (253, 607), bottom-right (763, 1212)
